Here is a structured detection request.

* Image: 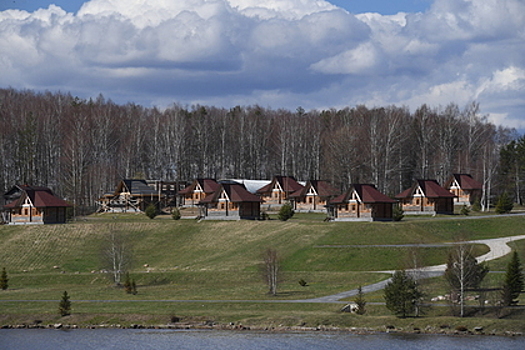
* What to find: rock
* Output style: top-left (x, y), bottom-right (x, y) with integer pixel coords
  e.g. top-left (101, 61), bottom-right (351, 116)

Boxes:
top-left (54, 323), bottom-right (63, 329)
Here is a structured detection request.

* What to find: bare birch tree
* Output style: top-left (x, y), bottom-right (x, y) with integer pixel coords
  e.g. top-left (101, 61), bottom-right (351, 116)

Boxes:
top-left (262, 248), bottom-right (280, 296)
top-left (101, 228), bottom-right (133, 286)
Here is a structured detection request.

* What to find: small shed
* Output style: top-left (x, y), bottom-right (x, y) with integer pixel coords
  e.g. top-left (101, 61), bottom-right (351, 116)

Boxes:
top-left (396, 179), bottom-right (455, 215)
top-left (327, 184), bottom-right (396, 221)
top-left (2, 185), bottom-right (71, 224)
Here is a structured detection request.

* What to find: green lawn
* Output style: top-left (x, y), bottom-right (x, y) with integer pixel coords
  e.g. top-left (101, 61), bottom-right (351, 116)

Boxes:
top-left (1, 214), bottom-right (525, 329)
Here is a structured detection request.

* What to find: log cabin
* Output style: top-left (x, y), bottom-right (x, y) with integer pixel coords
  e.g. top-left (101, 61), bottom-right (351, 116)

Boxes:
top-left (289, 180), bottom-right (340, 212)
top-left (198, 181), bottom-right (262, 220)
top-left (97, 179), bottom-right (162, 213)
top-left (444, 174), bottom-right (482, 206)
top-left (327, 184), bottom-right (396, 221)
top-left (396, 179), bottom-right (455, 215)
top-left (177, 178), bottom-right (220, 207)
top-left (2, 185), bottom-right (71, 224)
top-left (256, 176), bottom-right (304, 209)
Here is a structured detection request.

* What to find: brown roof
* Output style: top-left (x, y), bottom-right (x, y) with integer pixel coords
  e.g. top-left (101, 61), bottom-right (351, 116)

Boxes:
top-left (289, 180), bottom-right (340, 198)
top-left (448, 174), bottom-right (483, 190)
top-left (200, 183), bottom-right (262, 204)
top-left (331, 184), bottom-right (396, 204)
top-left (256, 176), bottom-right (304, 194)
top-left (396, 179), bottom-right (455, 199)
top-left (4, 185), bottom-right (71, 208)
top-left (178, 178), bottom-right (219, 195)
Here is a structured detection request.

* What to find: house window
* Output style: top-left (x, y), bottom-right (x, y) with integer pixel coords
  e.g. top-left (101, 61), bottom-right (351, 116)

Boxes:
top-left (352, 205), bottom-right (356, 211)
top-left (308, 197), bottom-right (313, 204)
top-left (415, 199), bottom-right (420, 205)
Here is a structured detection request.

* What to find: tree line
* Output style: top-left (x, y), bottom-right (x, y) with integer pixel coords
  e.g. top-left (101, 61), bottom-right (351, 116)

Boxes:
top-left (0, 88), bottom-right (517, 212)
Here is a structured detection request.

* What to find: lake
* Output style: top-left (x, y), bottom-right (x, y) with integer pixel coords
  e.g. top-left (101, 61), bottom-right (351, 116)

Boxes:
top-left (1, 329), bottom-right (525, 350)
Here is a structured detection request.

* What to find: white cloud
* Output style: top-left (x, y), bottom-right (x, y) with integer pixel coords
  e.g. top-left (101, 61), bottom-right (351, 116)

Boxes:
top-left (0, 0), bottom-right (524, 129)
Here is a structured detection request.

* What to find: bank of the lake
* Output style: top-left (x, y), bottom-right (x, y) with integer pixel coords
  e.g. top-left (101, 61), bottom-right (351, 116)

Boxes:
top-left (2, 328), bottom-right (525, 350)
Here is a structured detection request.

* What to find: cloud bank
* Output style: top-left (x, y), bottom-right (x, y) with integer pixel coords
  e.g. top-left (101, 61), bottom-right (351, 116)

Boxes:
top-left (0, 0), bottom-right (524, 128)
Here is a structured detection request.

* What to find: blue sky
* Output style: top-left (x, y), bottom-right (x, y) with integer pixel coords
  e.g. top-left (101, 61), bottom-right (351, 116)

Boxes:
top-left (0, 0), bottom-right (523, 129)
top-left (1, 1), bottom-right (432, 15)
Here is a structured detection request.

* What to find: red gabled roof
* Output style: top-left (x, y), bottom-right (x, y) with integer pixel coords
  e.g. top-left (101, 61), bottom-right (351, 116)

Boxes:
top-left (396, 180), bottom-right (455, 199)
top-left (290, 180), bottom-right (340, 199)
top-left (200, 183), bottom-right (262, 204)
top-left (451, 174), bottom-right (483, 190)
top-left (4, 185), bottom-right (71, 208)
top-left (178, 178), bottom-right (219, 195)
top-left (331, 184), bottom-right (396, 204)
top-left (256, 176), bottom-right (304, 194)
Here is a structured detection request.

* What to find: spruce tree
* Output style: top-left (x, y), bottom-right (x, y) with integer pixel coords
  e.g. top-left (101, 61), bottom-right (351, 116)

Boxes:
top-left (171, 207), bottom-right (181, 220)
top-left (278, 203), bottom-right (294, 221)
top-left (384, 270), bottom-right (422, 318)
top-left (58, 291), bottom-right (71, 316)
top-left (0, 267), bottom-right (8, 290)
top-left (502, 251), bottom-right (524, 306)
top-left (354, 285), bottom-right (366, 315)
top-left (145, 203), bottom-right (158, 219)
top-left (495, 192), bottom-right (514, 214)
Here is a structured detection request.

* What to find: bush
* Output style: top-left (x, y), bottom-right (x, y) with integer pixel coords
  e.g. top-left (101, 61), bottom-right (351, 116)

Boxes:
top-left (145, 203), bottom-right (158, 219)
top-left (278, 203), bottom-right (294, 221)
top-left (460, 205), bottom-right (470, 216)
top-left (0, 267), bottom-right (8, 290)
top-left (495, 192), bottom-right (513, 214)
top-left (171, 208), bottom-right (181, 220)
top-left (392, 204), bottom-right (404, 221)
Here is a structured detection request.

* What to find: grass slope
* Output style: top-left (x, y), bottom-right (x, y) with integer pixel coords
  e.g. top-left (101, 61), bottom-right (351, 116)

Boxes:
top-left (1, 214), bottom-right (525, 329)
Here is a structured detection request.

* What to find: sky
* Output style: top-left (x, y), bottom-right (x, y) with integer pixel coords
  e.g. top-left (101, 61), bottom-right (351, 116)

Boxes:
top-left (0, 0), bottom-right (524, 129)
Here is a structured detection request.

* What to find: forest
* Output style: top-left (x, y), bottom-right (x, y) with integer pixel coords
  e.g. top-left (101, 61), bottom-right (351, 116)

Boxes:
top-left (0, 88), bottom-right (520, 213)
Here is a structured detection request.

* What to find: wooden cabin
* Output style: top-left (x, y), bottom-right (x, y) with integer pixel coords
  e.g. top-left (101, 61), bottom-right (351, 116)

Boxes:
top-left (396, 179), bottom-right (455, 215)
top-left (198, 182), bottom-right (262, 220)
top-left (327, 184), bottom-right (396, 221)
top-left (177, 178), bottom-right (220, 207)
top-left (97, 179), bottom-right (162, 213)
top-left (289, 180), bottom-right (340, 212)
top-left (2, 185), bottom-right (71, 224)
top-left (444, 174), bottom-right (482, 206)
top-left (256, 176), bottom-right (304, 209)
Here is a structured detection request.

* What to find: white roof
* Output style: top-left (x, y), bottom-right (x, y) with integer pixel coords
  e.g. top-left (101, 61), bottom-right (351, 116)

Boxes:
top-left (222, 179), bottom-right (271, 194)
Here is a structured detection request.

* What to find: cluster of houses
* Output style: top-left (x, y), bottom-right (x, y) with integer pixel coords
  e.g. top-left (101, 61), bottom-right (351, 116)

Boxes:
top-left (0, 174), bottom-right (482, 225)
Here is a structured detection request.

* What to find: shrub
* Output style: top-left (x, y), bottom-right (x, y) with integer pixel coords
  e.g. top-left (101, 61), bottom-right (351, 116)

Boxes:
top-left (392, 204), bottom-right (404, 221)
top-left (278, 203), bottom-right (294, 221)
top-left (298, 279), bottom-right (308, 287)
top-left (495, 192), bottom-right (513, 214)
top-left (460, 205), bottom-right (470, 216)
top-left (145, 203), bottom-right (158, 219)
top-left (171, 208), bottom-right (181, 220)
top-left (0, 267), bottom-right (8, 290)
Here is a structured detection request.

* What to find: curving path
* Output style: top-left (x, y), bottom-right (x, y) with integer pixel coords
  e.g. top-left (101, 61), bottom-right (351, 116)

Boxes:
top-left (299, 234), bottom-right (525, 303)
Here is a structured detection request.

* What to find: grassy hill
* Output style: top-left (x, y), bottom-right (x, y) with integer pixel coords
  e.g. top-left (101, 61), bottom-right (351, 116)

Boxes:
top-left (1, 213), bottom-right (525, 330)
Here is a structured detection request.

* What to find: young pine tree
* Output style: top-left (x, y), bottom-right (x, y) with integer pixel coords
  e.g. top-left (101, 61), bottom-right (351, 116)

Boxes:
top-left (495, 192), bottom-right (514, 214)
top-left (0, 267), bottom-right (8, 290)
top-left (58, 291), bottom-right (71, 317)
top-left (278, 203), bottom-right (294, 221)
top-left (502, 251), bottom-right (524, 306)
top-left (354, 285), bottom-right (367, 315)
top-left (384, 270), bottom-right (422, 318)
top-left (145, 203), bottom-right (158, 219)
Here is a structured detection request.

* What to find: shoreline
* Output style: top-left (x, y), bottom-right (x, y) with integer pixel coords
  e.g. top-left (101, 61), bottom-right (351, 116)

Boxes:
top-left (2, 322), bottom-right (523, 337)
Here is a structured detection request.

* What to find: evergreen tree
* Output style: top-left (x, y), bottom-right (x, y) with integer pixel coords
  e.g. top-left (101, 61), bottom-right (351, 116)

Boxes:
top-left (145, 203), bottom-right (158, 219)
top-left (171, 207), bottom-right (181, 220)
top-left (58, 291), bottom-right (71, 316)
top-left (392, 204), bottom-right (404, 221)
top-left (0, 267), bottom-right (8, 290)
top-left (495, 192), bottom-right (514, 214)
top-left (123, 272), bottom-right (132, 294)
top-left (384, 270), bottom-right (422, 318)
top-left (502, 251), bottom-right (524, 306)
top-left (354, 285), bottom-right (366, 315)
top-left (131, 279), bottom-right (137, 295)
top-left (278, 203), bottom-right (294, 221)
